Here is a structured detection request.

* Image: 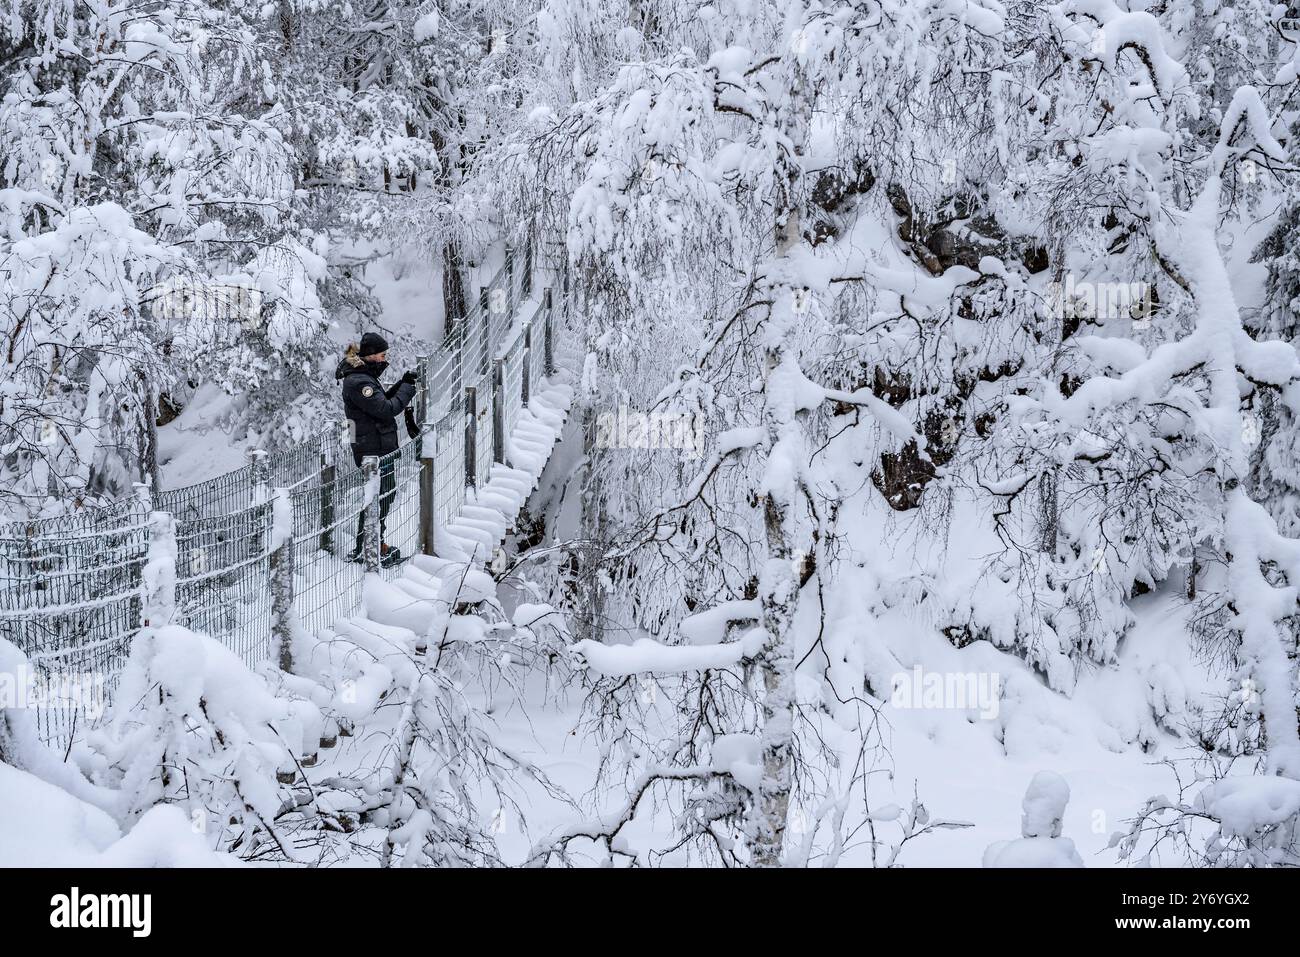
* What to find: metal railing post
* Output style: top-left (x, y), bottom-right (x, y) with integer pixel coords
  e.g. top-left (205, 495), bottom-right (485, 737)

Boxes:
top-left (269, 488), bottom-right (295, 672)
top-left (493, 357), bottom-right (506, 466)
top-left (416, 354), bottom-right (435, 557)
top-left (544, 287), bottom-right (555, 375)
top-left (319, 429), bottom-right (337, 554)
top-left (464, 386), bottom-right (478, 489)
top-left (415, 354), bottom-right (430, 427)
top-left (522, 320), bottom-right (532, 407)
top-left (479, 285), bottom-right (490, 376)
top-left (504, 244), bottom-right (515, 314)
top-left (362, 455), bottom-right (381, 572)
top-left (247, 448), bottom-right (270, 505)
top-left (246, 448), bottom-right (271, 573)
top-left (141, 510), bottom-right (177, 630)
top-left (523, 235), bottom-right (534, 299)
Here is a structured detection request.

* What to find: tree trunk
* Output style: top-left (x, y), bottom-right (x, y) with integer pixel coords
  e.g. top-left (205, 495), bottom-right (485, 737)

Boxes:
top-left (749, 127), bottom-right (808, 865)
top-left (442, 240), bottom-right (469, 343)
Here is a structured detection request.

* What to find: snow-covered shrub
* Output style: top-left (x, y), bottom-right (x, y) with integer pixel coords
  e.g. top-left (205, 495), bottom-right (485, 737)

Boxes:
top-left (1119, 759), bottom-right (1300, 867)
top-left (290, 559), bottom-right (572, 867)
top-left (984, 771), bottom-right (1084, 868)
top-left (1, 635), bottom-right (234, 865)
top-left (87, 625), bottom-right (313, 861)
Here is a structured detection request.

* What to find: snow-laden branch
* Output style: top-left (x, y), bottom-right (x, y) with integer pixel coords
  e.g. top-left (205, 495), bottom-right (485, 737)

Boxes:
top-left (572, 626), bottom-right (767, 677)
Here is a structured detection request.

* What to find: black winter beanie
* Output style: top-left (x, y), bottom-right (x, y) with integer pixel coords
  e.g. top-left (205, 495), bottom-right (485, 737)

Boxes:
top-left (359, 332), bottom-right (389, 358)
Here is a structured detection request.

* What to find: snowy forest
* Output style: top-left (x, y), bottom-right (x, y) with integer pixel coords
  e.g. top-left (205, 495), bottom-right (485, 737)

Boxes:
top-left (2, 0), bottom-right (1300, 872)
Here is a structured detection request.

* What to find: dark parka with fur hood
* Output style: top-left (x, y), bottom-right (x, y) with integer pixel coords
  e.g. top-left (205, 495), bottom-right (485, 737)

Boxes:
top-left (335, 344), bottom-right (417, 465)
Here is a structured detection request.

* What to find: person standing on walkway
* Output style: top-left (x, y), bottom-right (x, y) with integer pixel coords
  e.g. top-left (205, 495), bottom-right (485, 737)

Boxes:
top-left (335, 332), bottom-right (417, 565)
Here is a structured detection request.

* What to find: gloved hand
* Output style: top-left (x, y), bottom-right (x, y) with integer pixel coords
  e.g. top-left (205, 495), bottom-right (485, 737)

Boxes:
top-left (401, 369), bottom-right (418, 385)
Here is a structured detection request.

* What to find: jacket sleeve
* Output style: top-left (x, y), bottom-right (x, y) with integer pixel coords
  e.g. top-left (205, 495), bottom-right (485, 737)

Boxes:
top-left (351, 378), bottom-right (416, 421)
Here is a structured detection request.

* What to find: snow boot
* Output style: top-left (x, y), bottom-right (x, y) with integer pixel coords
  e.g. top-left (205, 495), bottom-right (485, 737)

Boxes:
top-left (346, 543), bottom-right (404, 567)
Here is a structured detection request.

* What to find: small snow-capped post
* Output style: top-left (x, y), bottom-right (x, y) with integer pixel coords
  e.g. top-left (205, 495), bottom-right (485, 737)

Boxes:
top-left (132, 479), bottom-right (153, 515)
top-left (543, 287), bottom-right (555, 376)
top-left (269, 488), bottom-right (296, 672)
top-left (416, 353), bottom-right (436, 557)
top-left (448, 303), bottom-right (465, 417)
top-left (521, 320), bottom-right (532, 407)
top-left (983, 771), bottom-right (1083, 867)
top-left (413, 353), bottom-right (430, 458)
top-left (246, 448), bottom-right (271, 564)
top-left (493, 357), bottom-right (506, 465)
top-left (246, 447), bottom-right (270, 505)
top-left (361, 455), bottom-right (381, 573)
top-left (141, 511), bottom-right (177, 630)
top-left (484, 284), bottom-right (496, 365)
top-left (319, 427), bottom-right (338, 554)
top-left (464, 385), bottom-right (478, 489)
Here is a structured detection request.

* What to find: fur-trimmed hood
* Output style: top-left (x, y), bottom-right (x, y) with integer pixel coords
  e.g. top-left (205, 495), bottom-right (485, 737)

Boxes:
top-left (335, 343), bottom-right (387, 381)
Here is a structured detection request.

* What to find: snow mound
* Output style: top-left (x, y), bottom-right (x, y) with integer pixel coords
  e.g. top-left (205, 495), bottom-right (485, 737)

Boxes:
top-left (0, 762), bottom-right (229, 867)
top-left (1021, 770), bottom-right (1070, 838)
top-left (984, 771), bottom-right (1084, 867)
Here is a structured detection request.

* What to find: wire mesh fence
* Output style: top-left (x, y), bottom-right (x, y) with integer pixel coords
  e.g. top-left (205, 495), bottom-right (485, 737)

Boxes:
top-left (528, 317), bottom-right (547, 405)
top-left (291, 446), bottom-right (369, 642)
top-left (432, 410), bottom-right (467, 545)
top-left (473, 374), bottom-right (494, 489)
top-left (378, 441), bottom-right (424, 575)
top-left (0, 522), bottom-right (148, 749)
top-left (502, 337), bottom-right (526, 449)
top-left (172, 500), bottom-right (275, 665)
top-left (1, 239), bottom-right (564, 751)
top-left (155, 465), bottom-right (254, 523)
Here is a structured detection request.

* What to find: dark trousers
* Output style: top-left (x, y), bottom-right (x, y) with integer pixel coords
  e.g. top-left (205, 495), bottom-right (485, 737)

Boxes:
top-left (352, 455), bottom-right (397, 554)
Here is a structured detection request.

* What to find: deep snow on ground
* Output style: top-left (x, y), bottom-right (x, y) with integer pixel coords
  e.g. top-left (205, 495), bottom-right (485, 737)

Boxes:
top-left (482, 499), bottom-right (1211, 866)
top-left (303, 591), bottom-right (1199, 867)
top-left (0, 761), bottom-right (231, 867)
top-left (358, 389), bottom-right (1221, 866)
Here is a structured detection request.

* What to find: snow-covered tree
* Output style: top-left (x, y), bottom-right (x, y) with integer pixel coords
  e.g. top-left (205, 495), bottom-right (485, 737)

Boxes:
top-left (0, 0), bottom-right (337, 514)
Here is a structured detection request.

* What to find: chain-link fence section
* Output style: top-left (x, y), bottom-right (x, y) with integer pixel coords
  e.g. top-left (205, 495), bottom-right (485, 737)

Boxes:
top-left (432, 409), bottom-right (466, 545)
top-left (0, 240), bottom-right (564, 753)
top-left (0, 520), bottom-right (148, 748)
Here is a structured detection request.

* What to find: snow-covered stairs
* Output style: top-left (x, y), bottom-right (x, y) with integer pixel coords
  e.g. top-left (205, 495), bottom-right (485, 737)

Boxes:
top-left (434, 377), bottom-right (573, 563)
top-left (294, 374), bottom-right (573, 756)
